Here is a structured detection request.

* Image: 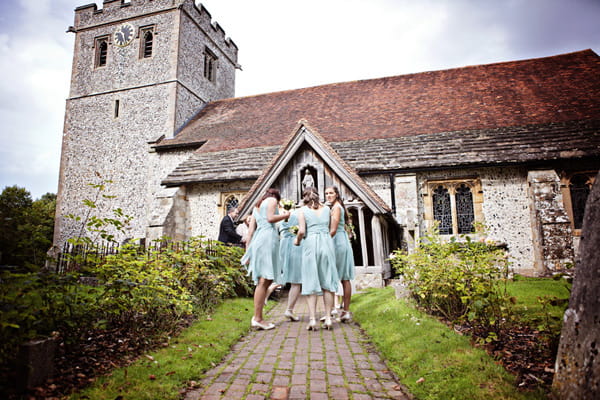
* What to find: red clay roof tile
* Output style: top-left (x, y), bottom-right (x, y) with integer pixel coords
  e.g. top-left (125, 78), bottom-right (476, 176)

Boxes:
top-left (156, 50), bottom-right (600, 153)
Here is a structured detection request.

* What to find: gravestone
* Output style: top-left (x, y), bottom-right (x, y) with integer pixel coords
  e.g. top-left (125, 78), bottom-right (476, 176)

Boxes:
top-left (553, 171), bottom-right (600, 399)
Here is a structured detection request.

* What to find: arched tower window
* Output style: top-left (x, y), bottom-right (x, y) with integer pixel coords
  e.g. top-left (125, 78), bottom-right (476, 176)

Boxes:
top-left (204, 47), bottom-right (218, 82)
top-left (95, 36), bottom-right (108, 67)
top-left (140, 27), bottom-right (154, 58)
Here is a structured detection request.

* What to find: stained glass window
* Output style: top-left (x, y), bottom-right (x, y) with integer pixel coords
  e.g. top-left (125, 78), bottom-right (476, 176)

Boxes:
top-left (456, 184), bottom-right (475, 234)
top-left (570, 174), bottom-right (590, 230)
top-left (433, 185), bottom-right (452, 234)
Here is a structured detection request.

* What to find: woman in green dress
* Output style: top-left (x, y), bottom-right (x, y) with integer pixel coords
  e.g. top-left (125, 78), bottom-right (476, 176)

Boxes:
top-left (242, 188), bottom-right (290, 330)
top-left (294, 187), bottom-right (339, 331)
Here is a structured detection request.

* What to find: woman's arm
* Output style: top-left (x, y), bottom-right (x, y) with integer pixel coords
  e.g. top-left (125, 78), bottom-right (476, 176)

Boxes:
top-left (294, 210), bottom-right (305, 246)
top-left (330, 203), bottom-right (341, 237)
top-left (245, 215), bottom-right (256, 248)
top-left (266, 197), bottom-right (290, 223)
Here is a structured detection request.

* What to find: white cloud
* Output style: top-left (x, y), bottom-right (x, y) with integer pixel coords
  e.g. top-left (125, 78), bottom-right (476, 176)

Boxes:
top-left (0, 0), bottom-right (598, 199)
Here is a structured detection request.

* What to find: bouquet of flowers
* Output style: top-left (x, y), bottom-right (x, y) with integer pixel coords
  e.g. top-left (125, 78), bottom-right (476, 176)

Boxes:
top-left (345, 223), bottom-right (357, 241)
top-left (280, 199), bottom-right (294, 222)
top-left (279, 199), bottom-right (295, 210)
top-left (289, 225), bottom-right (299, 235)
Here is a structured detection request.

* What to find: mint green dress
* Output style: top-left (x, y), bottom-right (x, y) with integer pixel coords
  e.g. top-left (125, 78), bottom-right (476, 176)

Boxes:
top-left (299, 206), bottom-right (339, 295)
top-left (278, 211), bottom-right (302, 285)
top-left (332, 203), bottom-right (355, 280)
top-left (241, 198), bottom-right (280, 284)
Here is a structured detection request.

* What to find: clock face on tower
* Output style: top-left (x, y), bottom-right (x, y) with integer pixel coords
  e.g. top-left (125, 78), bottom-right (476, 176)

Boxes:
top-left (114, 23), bottom-right (135, 47)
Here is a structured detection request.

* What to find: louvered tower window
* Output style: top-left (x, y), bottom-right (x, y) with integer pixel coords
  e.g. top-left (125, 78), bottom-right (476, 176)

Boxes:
top-left (95, 37), bottom-right (108, 67)
top-left (140, 27), bottom-right (154, 58)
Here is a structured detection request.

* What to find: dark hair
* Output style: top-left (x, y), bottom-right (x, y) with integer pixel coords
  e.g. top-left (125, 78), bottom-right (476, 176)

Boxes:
top-left (256, 188), bottom-right (281, 208)
top-left (302, 187), bottom-right (320, 209)
top-left (326, 186), bottom-right (348, 222)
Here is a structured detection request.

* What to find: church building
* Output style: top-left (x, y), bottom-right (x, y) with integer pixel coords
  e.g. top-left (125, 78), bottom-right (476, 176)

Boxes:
top-left (54, 0), bottom-right (600, 288)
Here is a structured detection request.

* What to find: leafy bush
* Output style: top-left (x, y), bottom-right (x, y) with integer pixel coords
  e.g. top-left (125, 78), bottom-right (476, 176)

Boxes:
top-left (390, 226), bottom-right (512, 336)
top-left (0, 268), bottom-right (99, 363)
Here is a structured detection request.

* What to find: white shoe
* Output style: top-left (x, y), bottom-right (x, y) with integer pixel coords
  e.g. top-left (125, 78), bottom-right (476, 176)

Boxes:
top-left (339, 311), bottom-right (352, 323)
top-left (251, 317), bottom-right (275, 330)
top-left (306, 319), bottom-right (319, 331)
top-left (284, 309), bottom-right (299, 321)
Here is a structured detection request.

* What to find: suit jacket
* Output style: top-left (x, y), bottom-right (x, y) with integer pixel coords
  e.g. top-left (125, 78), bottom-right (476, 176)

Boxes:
top-left (218, 215), bottom-right (242, 244)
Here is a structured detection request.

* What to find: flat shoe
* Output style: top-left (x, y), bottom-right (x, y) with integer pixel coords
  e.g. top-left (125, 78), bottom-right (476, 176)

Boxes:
top-left (251, 317), bottom-right (275, 330)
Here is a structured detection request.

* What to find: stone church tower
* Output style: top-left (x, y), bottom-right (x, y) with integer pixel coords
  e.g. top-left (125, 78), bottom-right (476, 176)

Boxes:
top-left (54, 0), bottom-right (238, 246)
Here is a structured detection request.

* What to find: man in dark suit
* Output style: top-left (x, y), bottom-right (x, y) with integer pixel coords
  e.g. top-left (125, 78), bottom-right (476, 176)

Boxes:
top-left (218, 207), bottom-right (242, 245)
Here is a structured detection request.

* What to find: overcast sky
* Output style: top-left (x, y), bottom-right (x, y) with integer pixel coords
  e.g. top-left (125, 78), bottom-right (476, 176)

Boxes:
top-left (0, 0), bottom-right (598, 200)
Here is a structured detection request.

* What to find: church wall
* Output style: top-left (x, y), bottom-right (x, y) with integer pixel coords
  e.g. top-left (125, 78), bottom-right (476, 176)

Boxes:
top-left (187, 181), bottom-right (253, 240)
top-left (178, 3), bottom-right (237, 102)
top-left (415, 166), bottom-right (535, 274)
top-left (174, 86), bottom-right (205, 136)
top-left (70, 3), bottom-right (178, 99)
top-left (55, 85), bottom-right (175, 246)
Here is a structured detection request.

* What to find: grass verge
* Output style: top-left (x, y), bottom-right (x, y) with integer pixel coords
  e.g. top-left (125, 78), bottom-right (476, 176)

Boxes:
top-left (352, 286), bottom-right (546, 400)
top-left (71, 297), bottom-right (258, 400)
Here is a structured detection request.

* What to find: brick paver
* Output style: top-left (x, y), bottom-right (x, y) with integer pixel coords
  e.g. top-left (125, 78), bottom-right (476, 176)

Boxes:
top-left (185, 293), bottom-right (411, 399)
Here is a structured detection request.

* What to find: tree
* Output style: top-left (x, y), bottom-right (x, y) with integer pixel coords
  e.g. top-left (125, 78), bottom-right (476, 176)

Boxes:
top-left (0, 186), bottom-right (55, 269)
top-left (553, 171), bottom-right (600, 398)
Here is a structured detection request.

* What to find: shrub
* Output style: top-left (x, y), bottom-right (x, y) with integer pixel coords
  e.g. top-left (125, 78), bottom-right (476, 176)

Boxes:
top-left (390, 226), bottom-right (512, 336)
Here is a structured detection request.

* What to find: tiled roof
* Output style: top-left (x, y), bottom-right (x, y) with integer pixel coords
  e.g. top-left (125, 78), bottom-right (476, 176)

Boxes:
top-left (162, 119), bottom-right (600, 185)
top-left (156, 50), bottom-right (600, 153)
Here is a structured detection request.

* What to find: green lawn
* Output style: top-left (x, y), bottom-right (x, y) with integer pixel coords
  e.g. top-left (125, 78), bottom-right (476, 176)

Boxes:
top-left (70, 277), bottom-right (569, 400)
top-left (352, 285), bottom-right (555, 400)
top-left (71, 297), bottom-right (259, 400)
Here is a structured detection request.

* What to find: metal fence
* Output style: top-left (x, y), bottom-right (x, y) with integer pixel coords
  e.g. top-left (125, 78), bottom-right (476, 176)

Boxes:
top-left (54, 239), bottom-right (220, 274)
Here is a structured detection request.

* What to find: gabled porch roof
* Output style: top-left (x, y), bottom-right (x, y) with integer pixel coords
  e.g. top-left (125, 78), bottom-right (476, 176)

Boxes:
top-left (236, 120), bottom-right (391, 219)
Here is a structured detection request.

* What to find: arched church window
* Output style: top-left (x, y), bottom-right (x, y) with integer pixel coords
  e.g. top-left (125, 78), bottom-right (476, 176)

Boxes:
top-left (456, 183), bottom-right (475, 234)
top-left (432, 185), bottom-right (452, 234)
top-left (424, 178), bottom-right (483, 237)
top-left (225, 196), bottom-right (239, 213)
top-left (570, 174), bottom-right (590, 229)
top-left (219, 191), bottom-right (246, 218)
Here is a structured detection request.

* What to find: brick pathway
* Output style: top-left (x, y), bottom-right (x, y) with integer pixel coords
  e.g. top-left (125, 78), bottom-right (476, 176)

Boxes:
top-left (185, 293), bottom-right (412, 400)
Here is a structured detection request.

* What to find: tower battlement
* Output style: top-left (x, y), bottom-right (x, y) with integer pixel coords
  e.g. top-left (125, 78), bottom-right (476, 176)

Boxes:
top-left (73, 0), bottom-right (237, 59)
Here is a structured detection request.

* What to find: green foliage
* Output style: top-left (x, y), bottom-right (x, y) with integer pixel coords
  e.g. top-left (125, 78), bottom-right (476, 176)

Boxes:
top-left (72, 297), bottom-right (255, 400)
top-left (353, 287), bottom-right (545, 400)
top-left (0, 268), bottom-right (99, 363)
top-left (390, 225), bottom-right (512, 334)
top-left (0, 186), bottom-right (56, 269)
top-left (1, 178), bottom-right (252, 379)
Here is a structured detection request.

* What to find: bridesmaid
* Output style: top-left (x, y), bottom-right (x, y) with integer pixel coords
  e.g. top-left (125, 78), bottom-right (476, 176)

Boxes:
top-left (242, 188), bottom-right (290, 330)
top-left (278, 207), bottom-right (302, 321)
top-left (294, 187), bottom-right (339, 331)
top-left (325, 186), bottom-right (355, 322)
